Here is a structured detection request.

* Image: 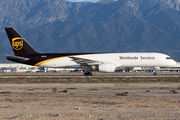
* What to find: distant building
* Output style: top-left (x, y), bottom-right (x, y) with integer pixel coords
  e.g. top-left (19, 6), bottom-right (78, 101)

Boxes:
top-left (0, 62), bottom-right (180, 73)
top-left (160, 62), bottom-right (180, 72)
top-left (0, 63), bottom-right (76, 73)
top-left (0, 63), bottom-right (43, 73)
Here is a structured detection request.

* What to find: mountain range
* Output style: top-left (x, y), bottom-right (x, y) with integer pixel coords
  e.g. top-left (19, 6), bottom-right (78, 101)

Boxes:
top-left (1, 0), bottom-right (180, 62)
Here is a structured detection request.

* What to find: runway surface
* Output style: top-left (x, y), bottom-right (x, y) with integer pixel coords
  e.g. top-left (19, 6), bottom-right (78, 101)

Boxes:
top-left (0, 72), bottom-right (180, 78)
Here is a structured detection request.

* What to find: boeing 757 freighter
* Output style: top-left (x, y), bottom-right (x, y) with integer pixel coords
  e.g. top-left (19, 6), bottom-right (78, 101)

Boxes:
top-left (5, 27), bottom-right (176, 76)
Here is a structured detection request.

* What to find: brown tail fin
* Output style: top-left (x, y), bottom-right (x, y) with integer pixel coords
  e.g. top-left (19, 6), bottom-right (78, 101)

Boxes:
top-left (5, 27), bottom-right (39, 56)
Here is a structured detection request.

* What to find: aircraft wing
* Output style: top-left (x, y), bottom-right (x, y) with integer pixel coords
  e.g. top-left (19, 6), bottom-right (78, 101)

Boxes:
top-left (69, 56), bottom-right (101, 66)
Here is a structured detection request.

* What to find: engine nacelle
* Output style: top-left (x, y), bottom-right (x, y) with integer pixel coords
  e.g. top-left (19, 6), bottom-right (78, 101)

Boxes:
top-left (95, 63), bottom-right (116, 72)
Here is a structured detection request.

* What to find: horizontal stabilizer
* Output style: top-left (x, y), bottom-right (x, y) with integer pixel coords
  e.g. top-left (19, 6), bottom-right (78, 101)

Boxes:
top-left (5, 55), bottom-right (29, 62)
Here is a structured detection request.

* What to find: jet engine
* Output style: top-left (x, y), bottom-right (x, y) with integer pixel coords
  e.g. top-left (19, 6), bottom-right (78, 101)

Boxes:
top-left (95, 62), bottom-right (116, 72)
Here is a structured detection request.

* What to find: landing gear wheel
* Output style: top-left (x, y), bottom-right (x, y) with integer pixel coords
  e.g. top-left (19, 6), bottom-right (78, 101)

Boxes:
top-left (88, 72), bottom-right (92, 76)
top-left (84, 72), bottom-right (92, 76)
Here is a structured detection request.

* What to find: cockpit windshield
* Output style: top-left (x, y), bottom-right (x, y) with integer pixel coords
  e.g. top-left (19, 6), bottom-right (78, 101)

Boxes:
top-left (166, 57), bottom-right (171, 60)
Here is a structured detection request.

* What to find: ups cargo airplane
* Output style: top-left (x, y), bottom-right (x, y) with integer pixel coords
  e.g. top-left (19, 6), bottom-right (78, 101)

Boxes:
top-left (5, 27), bottom-right (176, 76)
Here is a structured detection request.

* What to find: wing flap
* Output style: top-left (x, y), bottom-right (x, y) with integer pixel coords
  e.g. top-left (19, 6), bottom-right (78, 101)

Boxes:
top-left (69, 56), bottom-right (101, 66)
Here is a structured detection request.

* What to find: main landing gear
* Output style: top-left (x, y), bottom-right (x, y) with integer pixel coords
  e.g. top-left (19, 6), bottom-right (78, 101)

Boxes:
top-left (84, 72), bottom-right (92, 76)
top-left (84, 66), bottom-right (92, 76)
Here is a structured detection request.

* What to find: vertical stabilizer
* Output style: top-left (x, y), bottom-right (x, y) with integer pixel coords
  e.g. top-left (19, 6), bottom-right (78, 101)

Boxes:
top-left (5, 27), bottom-right (39, 56)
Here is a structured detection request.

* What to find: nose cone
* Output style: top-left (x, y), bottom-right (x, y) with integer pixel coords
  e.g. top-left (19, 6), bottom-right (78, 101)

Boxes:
top-left (169, 61), bottom-right (180, 67)
top-left (169, 59), bottom-right (177, 66)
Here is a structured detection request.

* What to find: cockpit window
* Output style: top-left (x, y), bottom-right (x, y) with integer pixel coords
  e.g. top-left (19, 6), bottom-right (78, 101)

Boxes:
top-left (166, 57), bottom-right (171, 60)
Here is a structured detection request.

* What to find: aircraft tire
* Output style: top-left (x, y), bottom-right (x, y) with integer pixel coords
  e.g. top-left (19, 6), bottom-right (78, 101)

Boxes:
top-left (84, 72), bottom-right (92, 76)
top-left (88, 72), bottom-right (92, 76)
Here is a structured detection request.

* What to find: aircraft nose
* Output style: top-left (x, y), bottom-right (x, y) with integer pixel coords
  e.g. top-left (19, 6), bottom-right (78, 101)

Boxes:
top-left (171, 60), bottom-right (177, 66)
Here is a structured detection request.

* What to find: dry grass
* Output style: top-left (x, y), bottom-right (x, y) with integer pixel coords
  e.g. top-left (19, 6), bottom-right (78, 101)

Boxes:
top-left (0, 91), bottom-right (12, 94)
top-left (115, 92), bottom-right (129, 96)
top-left (0, 76), bottom-right (180, 83)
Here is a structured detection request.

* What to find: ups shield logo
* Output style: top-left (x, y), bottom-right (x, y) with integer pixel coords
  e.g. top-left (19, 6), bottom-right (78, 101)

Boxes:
top-left (12, 37), bottom-right (23, 50)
